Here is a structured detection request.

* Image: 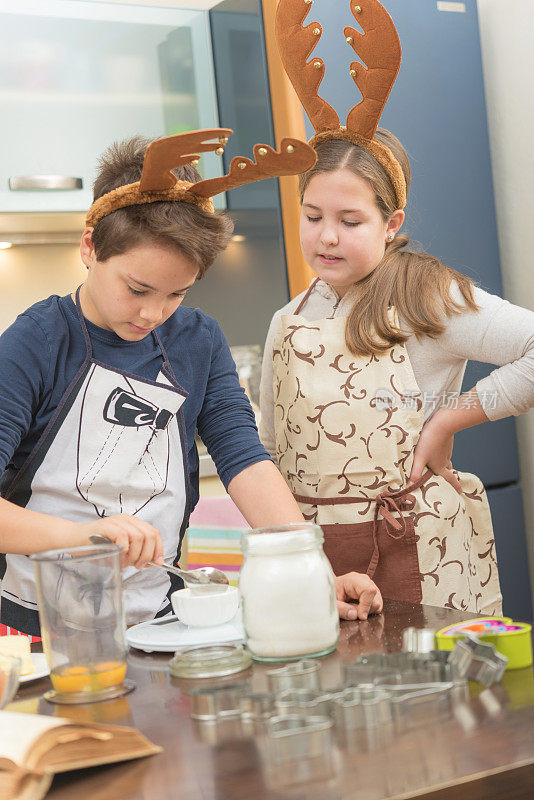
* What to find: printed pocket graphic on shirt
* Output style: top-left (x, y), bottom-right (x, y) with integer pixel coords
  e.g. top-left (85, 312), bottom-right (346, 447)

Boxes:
top-left (103, 388), bottom-right (173, 430)
top-left (76, 367), bottom-right (182, 518)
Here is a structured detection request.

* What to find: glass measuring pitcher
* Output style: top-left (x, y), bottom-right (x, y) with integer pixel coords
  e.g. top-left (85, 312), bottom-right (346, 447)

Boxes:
top-left (31, 543), bottom-right (133, 704)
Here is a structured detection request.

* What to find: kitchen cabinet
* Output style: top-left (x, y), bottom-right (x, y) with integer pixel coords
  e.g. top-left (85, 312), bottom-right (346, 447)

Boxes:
top-left (488, 484), bottom-right (532, 620)
top-left (0, 0), bottom-right (296, 350)
top-left (185, 0), bottom-right (291, 345)
top-left (209, 8), bottom-right (278, 210)
top-left (0, 0), bottom-right (222, 213)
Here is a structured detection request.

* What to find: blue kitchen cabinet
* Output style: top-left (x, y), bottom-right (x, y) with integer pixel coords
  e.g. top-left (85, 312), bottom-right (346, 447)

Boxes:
top-left (488, 485), bottom-right (533, 619)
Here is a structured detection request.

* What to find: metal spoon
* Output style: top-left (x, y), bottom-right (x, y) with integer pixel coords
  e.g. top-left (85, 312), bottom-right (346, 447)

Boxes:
top-left (88, 535), bottom-right (229, 588)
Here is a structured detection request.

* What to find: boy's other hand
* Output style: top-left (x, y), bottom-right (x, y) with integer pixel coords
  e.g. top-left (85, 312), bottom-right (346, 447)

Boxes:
top-left (76, 515), bottom-right (165, 569)
top-left (334, 572), bottom-right (383, 621)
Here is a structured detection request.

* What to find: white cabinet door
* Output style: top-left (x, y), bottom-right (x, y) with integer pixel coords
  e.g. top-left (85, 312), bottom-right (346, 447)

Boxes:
top-left (0, 0), bottom-right (222, 213)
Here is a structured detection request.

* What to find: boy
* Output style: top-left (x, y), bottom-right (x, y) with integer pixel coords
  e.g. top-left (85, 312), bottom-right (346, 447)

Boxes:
top-left (0, 132), bottom-right (382, 636)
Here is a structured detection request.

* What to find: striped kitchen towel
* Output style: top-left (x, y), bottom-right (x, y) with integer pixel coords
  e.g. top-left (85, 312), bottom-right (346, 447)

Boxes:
top-left (186, 498), bottom-right (248, 586)
top-left (0, 624), bottom-right (41, 643)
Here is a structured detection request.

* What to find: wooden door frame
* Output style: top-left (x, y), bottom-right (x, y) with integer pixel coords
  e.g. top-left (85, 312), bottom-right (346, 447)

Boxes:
top-left (260, 0), bottom-right (315, 299)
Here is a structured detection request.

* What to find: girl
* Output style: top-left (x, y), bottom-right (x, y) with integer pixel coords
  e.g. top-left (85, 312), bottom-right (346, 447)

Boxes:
top-left (260, 124), bottom-right (534, 614)
top-left (0, 131), bottom-right (382, 638)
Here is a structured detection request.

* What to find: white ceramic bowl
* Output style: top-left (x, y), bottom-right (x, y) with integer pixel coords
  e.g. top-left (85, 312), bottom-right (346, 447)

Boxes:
top-left (171, 585), bottom-right (239, 627)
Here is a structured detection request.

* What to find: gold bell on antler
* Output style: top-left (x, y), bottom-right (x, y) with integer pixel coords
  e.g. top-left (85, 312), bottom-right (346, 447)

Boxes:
top-left (215, 147), bottom-right (224, 155)
top-left (191, 158), bottom-right (200, 166)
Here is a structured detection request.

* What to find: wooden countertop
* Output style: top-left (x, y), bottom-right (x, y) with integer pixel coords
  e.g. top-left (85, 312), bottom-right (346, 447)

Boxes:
top-left (10, 600), bottom-right (534, 800)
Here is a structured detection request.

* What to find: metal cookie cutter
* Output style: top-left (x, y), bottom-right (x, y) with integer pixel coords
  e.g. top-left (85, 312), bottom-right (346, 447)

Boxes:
top-left (275, 688), bottom-right (335, 718)
top-left (402, 627), bottom-right (437, 653)
top-left (191, 717), bottom-right (246, 746)
top-left (266, 714), bottom-right (333, 762)
top-left (266, 659), bottom-right (321, 693)
top-left (392, 652), bottom-right (454, 684)
top-left (447, 632), bottom-right (508, 687)
top-left (239, 691), bottom-right (277, 720)
top-left (386, 680), bottom-right (468, 705)
top-left (189, 681), bottom-right (251, 720)
top-left (343, 652), bottom-right (403, 685)
top-left (344, 651), bottom-right (454, 686)
top-left (390, 683), bottom-right (463, 732)
top-left (333, 686), bottom-right (393, 730)
top-left (344, 661), bottom-right (401, 686)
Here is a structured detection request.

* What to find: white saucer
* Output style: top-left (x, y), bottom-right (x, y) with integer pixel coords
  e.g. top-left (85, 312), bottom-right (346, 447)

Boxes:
top-left (126, 612), bottom-right (244, 653)
top-left (20, 653), bottom-right (50, 683)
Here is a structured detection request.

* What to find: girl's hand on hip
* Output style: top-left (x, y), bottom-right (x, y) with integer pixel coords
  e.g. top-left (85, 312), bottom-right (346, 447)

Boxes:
top-left (77, 515), bottom-right (165, 569)
top-left (335, 572), bottom-right (383, 620)
top-left (409, 413), bottom-right (463, 494)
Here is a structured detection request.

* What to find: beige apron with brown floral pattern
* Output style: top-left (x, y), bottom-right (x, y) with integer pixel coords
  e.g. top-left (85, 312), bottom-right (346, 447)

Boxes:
top-left (273, 285), bottom-right (502, 614)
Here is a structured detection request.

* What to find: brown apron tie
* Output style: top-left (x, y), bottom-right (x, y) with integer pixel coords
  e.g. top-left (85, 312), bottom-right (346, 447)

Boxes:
top-left (294, 469), bottom-right (433, 579)
top-left (294, 277), bottom-right (321, 315)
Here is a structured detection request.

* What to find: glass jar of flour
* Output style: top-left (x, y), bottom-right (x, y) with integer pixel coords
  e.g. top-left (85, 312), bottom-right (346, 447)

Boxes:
top-left (239, 524), bottom-right (339, 661)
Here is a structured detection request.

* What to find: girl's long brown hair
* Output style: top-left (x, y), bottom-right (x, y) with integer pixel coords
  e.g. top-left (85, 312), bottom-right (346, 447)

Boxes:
top-left (298, 129), bottom-right (478, 357)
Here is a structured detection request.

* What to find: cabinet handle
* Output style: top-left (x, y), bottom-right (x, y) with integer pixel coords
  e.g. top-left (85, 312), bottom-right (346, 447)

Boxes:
top-left (9, 175), bottom-right (83, 191)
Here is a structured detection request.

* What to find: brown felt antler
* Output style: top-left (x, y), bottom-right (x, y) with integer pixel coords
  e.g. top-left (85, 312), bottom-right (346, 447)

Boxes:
top-left (86, 130), bottom-right (317, 227)
top-left (139, 128), bottom-right (233, 191)
top-left (275, 0), bottom-right (407, 209)
top-left (188, 139), bottom-right (317, 198)
top-left (345, 1), bottom-right (401, 139)
top-left (276, 0), bottom-right (400, 138)
top-left (275, 0), bottom-right (338, 133)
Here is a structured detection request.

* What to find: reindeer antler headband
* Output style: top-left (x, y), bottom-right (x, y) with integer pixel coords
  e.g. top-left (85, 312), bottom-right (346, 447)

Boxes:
top-left (86, 128), bottom-right (317, 227)
top-left (276, 0), bottom-right (407, 209)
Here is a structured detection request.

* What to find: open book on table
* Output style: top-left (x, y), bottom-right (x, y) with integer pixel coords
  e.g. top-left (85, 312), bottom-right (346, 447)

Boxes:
top-left (0, 711), bottom-right (161, 800)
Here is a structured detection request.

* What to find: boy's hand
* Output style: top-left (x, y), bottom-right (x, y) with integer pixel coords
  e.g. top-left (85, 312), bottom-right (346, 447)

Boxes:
top-left (75, 515), bottom-right (165, 569)
top-left (334, 572), bottom-right (383, 621)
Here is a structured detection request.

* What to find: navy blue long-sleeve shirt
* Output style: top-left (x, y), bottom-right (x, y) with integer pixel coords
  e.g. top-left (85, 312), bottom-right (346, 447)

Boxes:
top-left (0, 293), bottom-right (270, 510)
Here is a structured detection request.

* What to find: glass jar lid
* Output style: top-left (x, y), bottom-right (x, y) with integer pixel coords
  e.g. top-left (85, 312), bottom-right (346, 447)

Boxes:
top-left (169, 644), bottom-right (252, 679)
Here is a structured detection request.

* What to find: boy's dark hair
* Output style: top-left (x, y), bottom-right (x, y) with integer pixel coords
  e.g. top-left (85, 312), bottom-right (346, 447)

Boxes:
top-left (91, 136), bottom-right (234, 277)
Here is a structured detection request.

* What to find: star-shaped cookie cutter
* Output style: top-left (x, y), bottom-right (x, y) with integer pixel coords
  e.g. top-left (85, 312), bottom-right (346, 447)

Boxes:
top-left (447, 632), bottom-right (508, 687)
